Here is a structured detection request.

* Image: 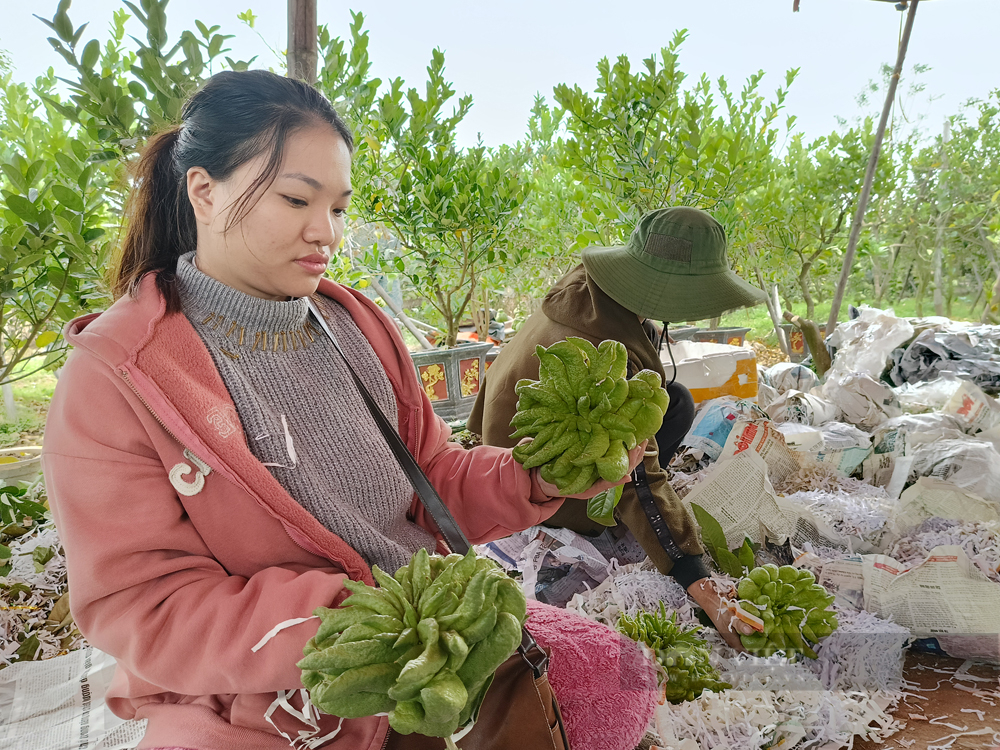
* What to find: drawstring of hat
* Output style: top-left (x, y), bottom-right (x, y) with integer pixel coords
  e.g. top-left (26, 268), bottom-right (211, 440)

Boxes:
top-left (656, 323), bottom-right (678, 388)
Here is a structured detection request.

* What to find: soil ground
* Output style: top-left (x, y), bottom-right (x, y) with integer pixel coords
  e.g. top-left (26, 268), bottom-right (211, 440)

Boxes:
top-left (856, 651), bottom-right (1000, 750)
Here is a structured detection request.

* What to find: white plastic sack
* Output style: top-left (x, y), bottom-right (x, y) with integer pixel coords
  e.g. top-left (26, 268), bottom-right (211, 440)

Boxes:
top-left (942, 378), bottom-right (1000, 434)
top-left (765, 390), bottom-right (838, 426)
top-left (821, 372), bottom-right (901, 430)
top-left (762, 362), bottom-right (819, 395)
top-left (775, 423), bottom-right (824, 452)
top-left (756, 380), bottom-right (780, 411)
top-left (827, 306), bottom-right (915, 381)
top-left (899, 438), bottom-right (1000, 506)
top-left (893, 375), bottom-right (963, 414)
top-left (879, 412), bottom-right (967, 438)
top-left (819, 422), bottom-right (872, 451)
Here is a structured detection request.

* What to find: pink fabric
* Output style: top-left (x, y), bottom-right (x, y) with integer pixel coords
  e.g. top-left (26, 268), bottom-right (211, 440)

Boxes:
top-left (526, 600), bottom-right (658, 750)
top-left (41, 274), bottom-right (565, 750)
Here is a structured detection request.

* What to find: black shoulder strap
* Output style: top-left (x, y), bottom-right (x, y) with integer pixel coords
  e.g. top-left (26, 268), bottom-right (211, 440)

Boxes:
top-left (306, 299), bottom-right (549, 675)
top-left (307, 299), bottom-right (470, 554)
top-left (631, 462), bottom-right (684, 560)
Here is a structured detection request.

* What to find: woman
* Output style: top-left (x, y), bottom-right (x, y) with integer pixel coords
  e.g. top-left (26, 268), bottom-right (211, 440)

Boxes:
top-left (41, 70), bottom-right (654, 750)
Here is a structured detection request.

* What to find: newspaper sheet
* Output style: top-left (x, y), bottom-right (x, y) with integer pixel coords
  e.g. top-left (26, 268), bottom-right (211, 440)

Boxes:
top-left (862, 545), bottom-right (1000, 637)
top-left (680, 451), bottom-right (784, 549)
top-left (0, 647), bottom-right (146, 750)
top-left (718, 418), bottom-right (801, 488)
top-left (773, 499), bottom-right (876, 554)
top-left (861, 427), bottom-right (905, 487)
top-left (887, 477), bottom-right (1000, 542)
top-left (478, 526), bottom-right (613, 608)
top-left (943, 379), bottom-right (1000, 434)
top-left (817, 556), bottom-right (865, 610)
top-left (814, 446), bottom-right (871, 477)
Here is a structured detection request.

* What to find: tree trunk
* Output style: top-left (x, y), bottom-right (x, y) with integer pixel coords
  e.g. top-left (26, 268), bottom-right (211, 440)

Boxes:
top-left (970, 263), bottom-right (985, 315)
top-left (932, 118), bottom-right (950, 317)
top-left (2, 383), bottom-right (15, 423)
top-left (756, 270), bottom-right (790, 356)
top-left (944, 254), bottom-right (954, 318)
top-left (932, 219), bottom-right (946, 316)
top-left (799, 264), bottom-right (815, 321)
top-left (916, 266), bottom-right (929, 317)
top-left (287, 0), bottom-right (317, 83)
top-left (783, 311), bottom-right (831, 377)
top-left (985, 274), bottom-right (1000, 325)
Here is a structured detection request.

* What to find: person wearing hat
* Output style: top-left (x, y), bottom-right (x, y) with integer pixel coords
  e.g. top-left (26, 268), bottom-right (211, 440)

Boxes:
top-left (468, 206), bottom-right (767, 647)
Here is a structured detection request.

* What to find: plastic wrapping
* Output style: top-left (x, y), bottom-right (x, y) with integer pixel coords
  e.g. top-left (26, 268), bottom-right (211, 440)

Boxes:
top-left (680, 397), bottom-right (768, 461)
top-left (827, 306), bottom-right (915, 381)
top-left (889, 326), bottom-right (1000, 392)
top-left (765, 390), bottom-right (838, 426)
top-left (821, 372), bottom-right (901, 430)
top-left (819, 422), bottom-right (872, 450)
top-left (760, 362), bottom-right (819, 395)
top-left (893, 375), bottom-right (964, 414)
top-left (897, 438), bottom-right (1000, 510)
top-left (942, 379), bottom-right (1000, 434)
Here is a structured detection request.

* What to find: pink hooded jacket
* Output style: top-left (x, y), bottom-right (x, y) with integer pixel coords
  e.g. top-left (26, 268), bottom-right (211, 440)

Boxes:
top-left (41, 274), bottom-right (565, 750)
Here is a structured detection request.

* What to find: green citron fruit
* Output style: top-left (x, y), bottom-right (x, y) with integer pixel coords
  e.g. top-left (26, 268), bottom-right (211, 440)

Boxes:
top-left (736, 565), bottom-right (839, 660)
top-left (508, 339), bottom-right (670, 512)
top-left (618, 604), bottom-right (730, 704)
top-left (300, 549), bottom-right (528, 738)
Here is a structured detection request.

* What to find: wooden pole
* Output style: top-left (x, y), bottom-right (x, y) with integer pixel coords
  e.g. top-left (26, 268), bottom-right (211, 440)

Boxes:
top-left (287, 0), bottom-right (317, 84)
top-left (826, 0), bottom-right (919, 336)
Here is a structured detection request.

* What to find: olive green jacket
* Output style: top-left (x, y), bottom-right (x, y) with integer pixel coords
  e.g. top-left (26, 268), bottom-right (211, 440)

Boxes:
top-left (468, 265), bottom-right (706, 578)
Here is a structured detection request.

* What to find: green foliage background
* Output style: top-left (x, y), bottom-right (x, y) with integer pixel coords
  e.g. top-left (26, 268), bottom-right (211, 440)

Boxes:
top-left (1, 0), bottom-right (998, 366)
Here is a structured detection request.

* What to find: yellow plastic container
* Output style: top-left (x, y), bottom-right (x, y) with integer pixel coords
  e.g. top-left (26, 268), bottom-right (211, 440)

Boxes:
top-left (661, 341), bottom-right (758, 405)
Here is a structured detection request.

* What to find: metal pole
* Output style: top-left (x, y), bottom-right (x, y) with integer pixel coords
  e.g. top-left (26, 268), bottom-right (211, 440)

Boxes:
top-left (826, 0), bottom-right (919, 336)
top-left (287, 0), bottom-right (317, 84)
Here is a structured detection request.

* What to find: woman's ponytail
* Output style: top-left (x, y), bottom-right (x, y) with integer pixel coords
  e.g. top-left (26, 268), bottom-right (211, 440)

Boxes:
top-left (110, 126), bottom-right (195, 312)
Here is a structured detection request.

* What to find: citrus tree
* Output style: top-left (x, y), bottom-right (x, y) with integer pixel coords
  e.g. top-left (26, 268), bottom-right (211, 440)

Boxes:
top-left (0, 68), bottom-right (116, 386)
top-left (322, 31), bottom-right (531, 347)
top-left (550, 30), bottom-right (798, 251)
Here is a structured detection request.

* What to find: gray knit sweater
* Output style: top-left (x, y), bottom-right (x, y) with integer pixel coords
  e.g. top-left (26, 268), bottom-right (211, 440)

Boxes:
top-left (175, 252), bottom-right (436, 572)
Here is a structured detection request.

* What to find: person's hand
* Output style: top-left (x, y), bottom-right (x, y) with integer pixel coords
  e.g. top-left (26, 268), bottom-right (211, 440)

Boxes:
top-left (687, 577), bottom-right (755, 651)
top-left (532, 440), bottom-right (649, 499)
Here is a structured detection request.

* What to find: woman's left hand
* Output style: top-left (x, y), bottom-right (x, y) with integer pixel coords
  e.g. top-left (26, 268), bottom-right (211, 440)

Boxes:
top-left (533, 440), bottom-right (648, 499)
top-left (687, 577), bottom-right (755, 651)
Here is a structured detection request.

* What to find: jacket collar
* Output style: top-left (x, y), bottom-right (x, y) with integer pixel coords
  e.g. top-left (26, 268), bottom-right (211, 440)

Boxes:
top-left (541, 264), bottom-right (666, 378)
top-left (65, 274), bottom-right (425, 585)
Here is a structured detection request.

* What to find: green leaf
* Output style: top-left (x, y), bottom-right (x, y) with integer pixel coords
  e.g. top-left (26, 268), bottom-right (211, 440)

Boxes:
top-left (715, 547), bottom-right (745, 578)
top-left (32, 546), bottom-right (55, 568)
top-left (0, 543), bottom-right (11, 560)
top-left (1, 164), bottom-right (27, 193)
top-left (737, 538), bottom-right (757, 570)
top-left (586, 484), bottom-right (623, 527)
top-left (690, 503), bottom-right (728, 558)
top-left (51, 185), bottom-right (84, 212)
top-left (81, 39), bottom-right (100, 70)
top-left (5, 195), bottom-right (39, 223)
top-left (14, 633), bottom-right (40, 662)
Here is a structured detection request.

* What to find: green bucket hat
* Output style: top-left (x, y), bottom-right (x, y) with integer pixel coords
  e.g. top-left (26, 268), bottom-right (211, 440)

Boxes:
top-left (581, 206), bottom-right (768, 323)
